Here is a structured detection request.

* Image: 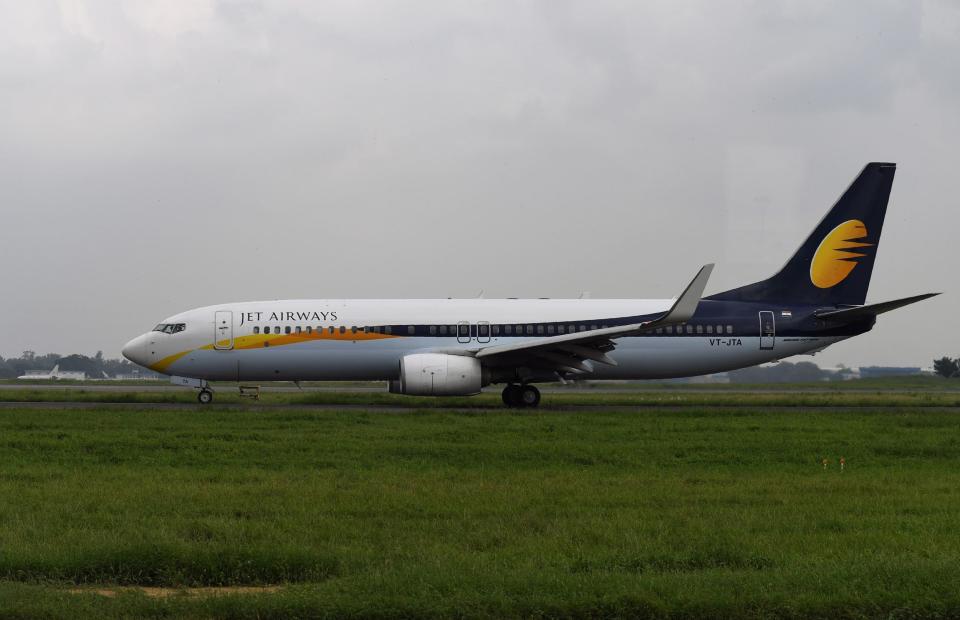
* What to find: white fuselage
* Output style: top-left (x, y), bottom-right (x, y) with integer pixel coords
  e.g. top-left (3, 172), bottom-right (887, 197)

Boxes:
top-left (121, 298), bottom-right (839, 383)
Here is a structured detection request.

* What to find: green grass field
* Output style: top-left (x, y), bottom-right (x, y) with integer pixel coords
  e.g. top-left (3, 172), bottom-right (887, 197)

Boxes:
top-left (1, 395), bottom-right (959, 618)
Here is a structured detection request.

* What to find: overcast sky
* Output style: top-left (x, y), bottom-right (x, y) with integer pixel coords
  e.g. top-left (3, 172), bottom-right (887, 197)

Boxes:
top-left (1, 0), bottom-right (957, 368)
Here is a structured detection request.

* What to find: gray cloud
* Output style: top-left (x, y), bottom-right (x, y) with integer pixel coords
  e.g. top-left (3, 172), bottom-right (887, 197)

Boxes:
top-left (0, 0), bottom-right (956, 367)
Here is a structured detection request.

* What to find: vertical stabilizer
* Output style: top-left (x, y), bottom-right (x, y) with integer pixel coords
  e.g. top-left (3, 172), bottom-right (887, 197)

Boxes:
top-left (708, 163), bottom-right (895, 306)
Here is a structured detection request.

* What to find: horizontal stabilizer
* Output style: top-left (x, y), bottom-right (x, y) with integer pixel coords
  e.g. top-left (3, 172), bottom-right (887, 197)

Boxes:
top-left (814, 293), bottom-right (940, 322)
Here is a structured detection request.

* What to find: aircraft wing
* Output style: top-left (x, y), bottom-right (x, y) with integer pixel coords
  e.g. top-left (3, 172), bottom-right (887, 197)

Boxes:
top-left (473, 264), bottom-right (714, 375)
top-left (813, 293), bottom-right (940, 322)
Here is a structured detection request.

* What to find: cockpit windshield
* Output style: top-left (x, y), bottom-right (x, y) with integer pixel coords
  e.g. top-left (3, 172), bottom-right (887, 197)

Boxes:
top-left (153, 323), bottom-right (186, 334)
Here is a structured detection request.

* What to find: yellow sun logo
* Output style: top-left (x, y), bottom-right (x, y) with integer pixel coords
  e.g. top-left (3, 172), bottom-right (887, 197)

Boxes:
top-left (810, 219), bottom-right (873, 289)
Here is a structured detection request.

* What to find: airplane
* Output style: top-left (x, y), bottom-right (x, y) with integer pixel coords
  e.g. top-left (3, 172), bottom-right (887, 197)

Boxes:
top-left (122, 163), bottom-right (938, 406)
top-left (17, 365), bottom-right (86, 381)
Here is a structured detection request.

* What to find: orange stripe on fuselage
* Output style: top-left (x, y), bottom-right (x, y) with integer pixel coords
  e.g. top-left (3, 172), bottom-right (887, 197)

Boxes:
top-left (149, 330), bottom-right (400, 373)
top-left (231, 330), bottom-right (399, 350)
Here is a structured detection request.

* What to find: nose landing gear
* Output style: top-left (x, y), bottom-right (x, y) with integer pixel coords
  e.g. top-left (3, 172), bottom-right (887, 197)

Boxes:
top-left (501, 384), bottom-right (541, 408)
top-left (197, 389), bottom-right (214, 404)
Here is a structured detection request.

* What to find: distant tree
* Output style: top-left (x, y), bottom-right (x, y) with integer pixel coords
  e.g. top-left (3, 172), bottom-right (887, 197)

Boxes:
top-left (58, 354), bottom-right (97, 374)
top-left (933, 357), bottom-right (960, 379)
top-left (0, 356), bottom-right (15, 379)
top-left (727, 361), bottom-right (830, 383)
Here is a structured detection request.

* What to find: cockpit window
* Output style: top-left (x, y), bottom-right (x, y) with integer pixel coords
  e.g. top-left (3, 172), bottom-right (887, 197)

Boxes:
top-left (153, 323), bottom-right (186, 334)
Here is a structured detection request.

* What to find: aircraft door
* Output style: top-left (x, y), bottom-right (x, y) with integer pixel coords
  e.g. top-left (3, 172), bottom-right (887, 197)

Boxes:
top-left (759, 311), bottom-right (775, 350)
top-left (214, 310), bottom-right (234, 350)
top-left (476, 321), bottom-right (491, 343)
top-left (457, 321), bottom-right (471, 344)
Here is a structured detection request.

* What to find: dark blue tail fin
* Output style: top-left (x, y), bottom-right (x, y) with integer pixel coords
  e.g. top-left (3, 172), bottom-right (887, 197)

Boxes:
top-left (708, 162), bottom-right (895, 307)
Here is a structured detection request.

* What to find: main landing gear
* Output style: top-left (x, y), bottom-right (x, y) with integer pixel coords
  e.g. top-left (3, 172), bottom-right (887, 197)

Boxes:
top-left (197, 389), bottom-right (214, 404)
top-left (502, 384), bottom-right (541, 408)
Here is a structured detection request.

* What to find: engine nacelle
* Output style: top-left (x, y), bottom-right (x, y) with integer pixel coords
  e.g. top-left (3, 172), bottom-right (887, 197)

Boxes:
top-left (389, 353), bottom-right (484, 396)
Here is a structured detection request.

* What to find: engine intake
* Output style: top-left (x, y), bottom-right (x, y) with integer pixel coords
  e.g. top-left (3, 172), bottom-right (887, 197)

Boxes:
top-left (389, 353), bottom-right (484, 396)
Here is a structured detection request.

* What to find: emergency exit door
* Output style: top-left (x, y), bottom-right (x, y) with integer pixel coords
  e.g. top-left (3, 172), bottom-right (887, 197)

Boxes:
top-left (759, 311), bottom-right (775, 350)
top-left (214, 311), bottom-right (234, 350)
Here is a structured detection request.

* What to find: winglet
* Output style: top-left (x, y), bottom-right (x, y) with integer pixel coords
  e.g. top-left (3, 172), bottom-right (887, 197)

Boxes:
top-left (660, 264), bottom-right (714, 324)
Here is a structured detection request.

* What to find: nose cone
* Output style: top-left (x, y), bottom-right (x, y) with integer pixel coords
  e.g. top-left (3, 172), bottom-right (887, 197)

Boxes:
top-left (122, 334), bottom-right (148, 366)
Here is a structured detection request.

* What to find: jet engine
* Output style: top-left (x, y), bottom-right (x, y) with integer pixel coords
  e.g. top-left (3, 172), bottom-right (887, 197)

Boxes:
top-left (389, 353), bottom-right (485, 396)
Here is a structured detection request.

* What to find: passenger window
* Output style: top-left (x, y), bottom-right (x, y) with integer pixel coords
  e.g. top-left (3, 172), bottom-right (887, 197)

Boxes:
top-left (439, 325), bottom-right (447, 336)
top-left (696, 325), bottom-right (703, 334)
top-left (385, 326), bottom-right (392, 335)
top-left (526, 325), bottom-right (534, 335)
top-left (666, 326), bottom-right (672, 334)
top-left (339, 326), bottom-right (346, 335)
top-left (579, 325), bottom-right (586, 332)
top-left (547, 325), bottom-right (555, 335)
top-left (306, 326), bottom-right (312, 334)
top-left (590, 324), bottom-right (598, 331)
top-left (254, 326), bottom-right (260, 334)
top-left (285, 326), bottom-right (291, 334)
top-left (504, 325), bottom-right (513, 335)
top-left (264, 326), bottom-right (270, 334)
top-left (706, 325), bottom-right (713, 334)
top-left (328, 326), bottom-right (335, 335)
top-left (687, 325), bottom-right (694, 334)
top-left (351, 326), bottom-right (358, 334)
top-left (492, 325), bottom-right (500, 336)
top-left (408, 325), bottom-right (415, 335)
top-left (716, 325), bottom-right (723, 334)
top-left (656, 328), bottom-right (662, 334)
top-left (296, 326), bottom-right (302, 334)
top-left (557, 325), bottom-right (565, 334)
top-left (429, 326), bottom-right (437, 335)
top-left (537, 325), bottom-right (544, 335)
top-left (726, 325), bottom-right (733, 334)
top-left (275, 326), bottom-right (280, 334)
top-left (601, 324), bottom-right (608, 330)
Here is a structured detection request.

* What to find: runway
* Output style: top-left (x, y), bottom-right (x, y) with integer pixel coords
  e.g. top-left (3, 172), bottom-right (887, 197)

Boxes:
top-left (1, 401), bottom-right (957, 413)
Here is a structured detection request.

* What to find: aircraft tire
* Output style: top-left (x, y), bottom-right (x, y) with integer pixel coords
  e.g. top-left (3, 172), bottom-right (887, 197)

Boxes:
top-left (502, 384), bottom-right (521, 407)
top-left (197, 389), bottom-right (213, 405)
top-left (518, 385), bottom-right (540, 408)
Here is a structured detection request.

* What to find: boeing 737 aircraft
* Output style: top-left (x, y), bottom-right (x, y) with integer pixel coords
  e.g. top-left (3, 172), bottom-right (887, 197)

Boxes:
top-left (123, 163), bottom-right (937, 406)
